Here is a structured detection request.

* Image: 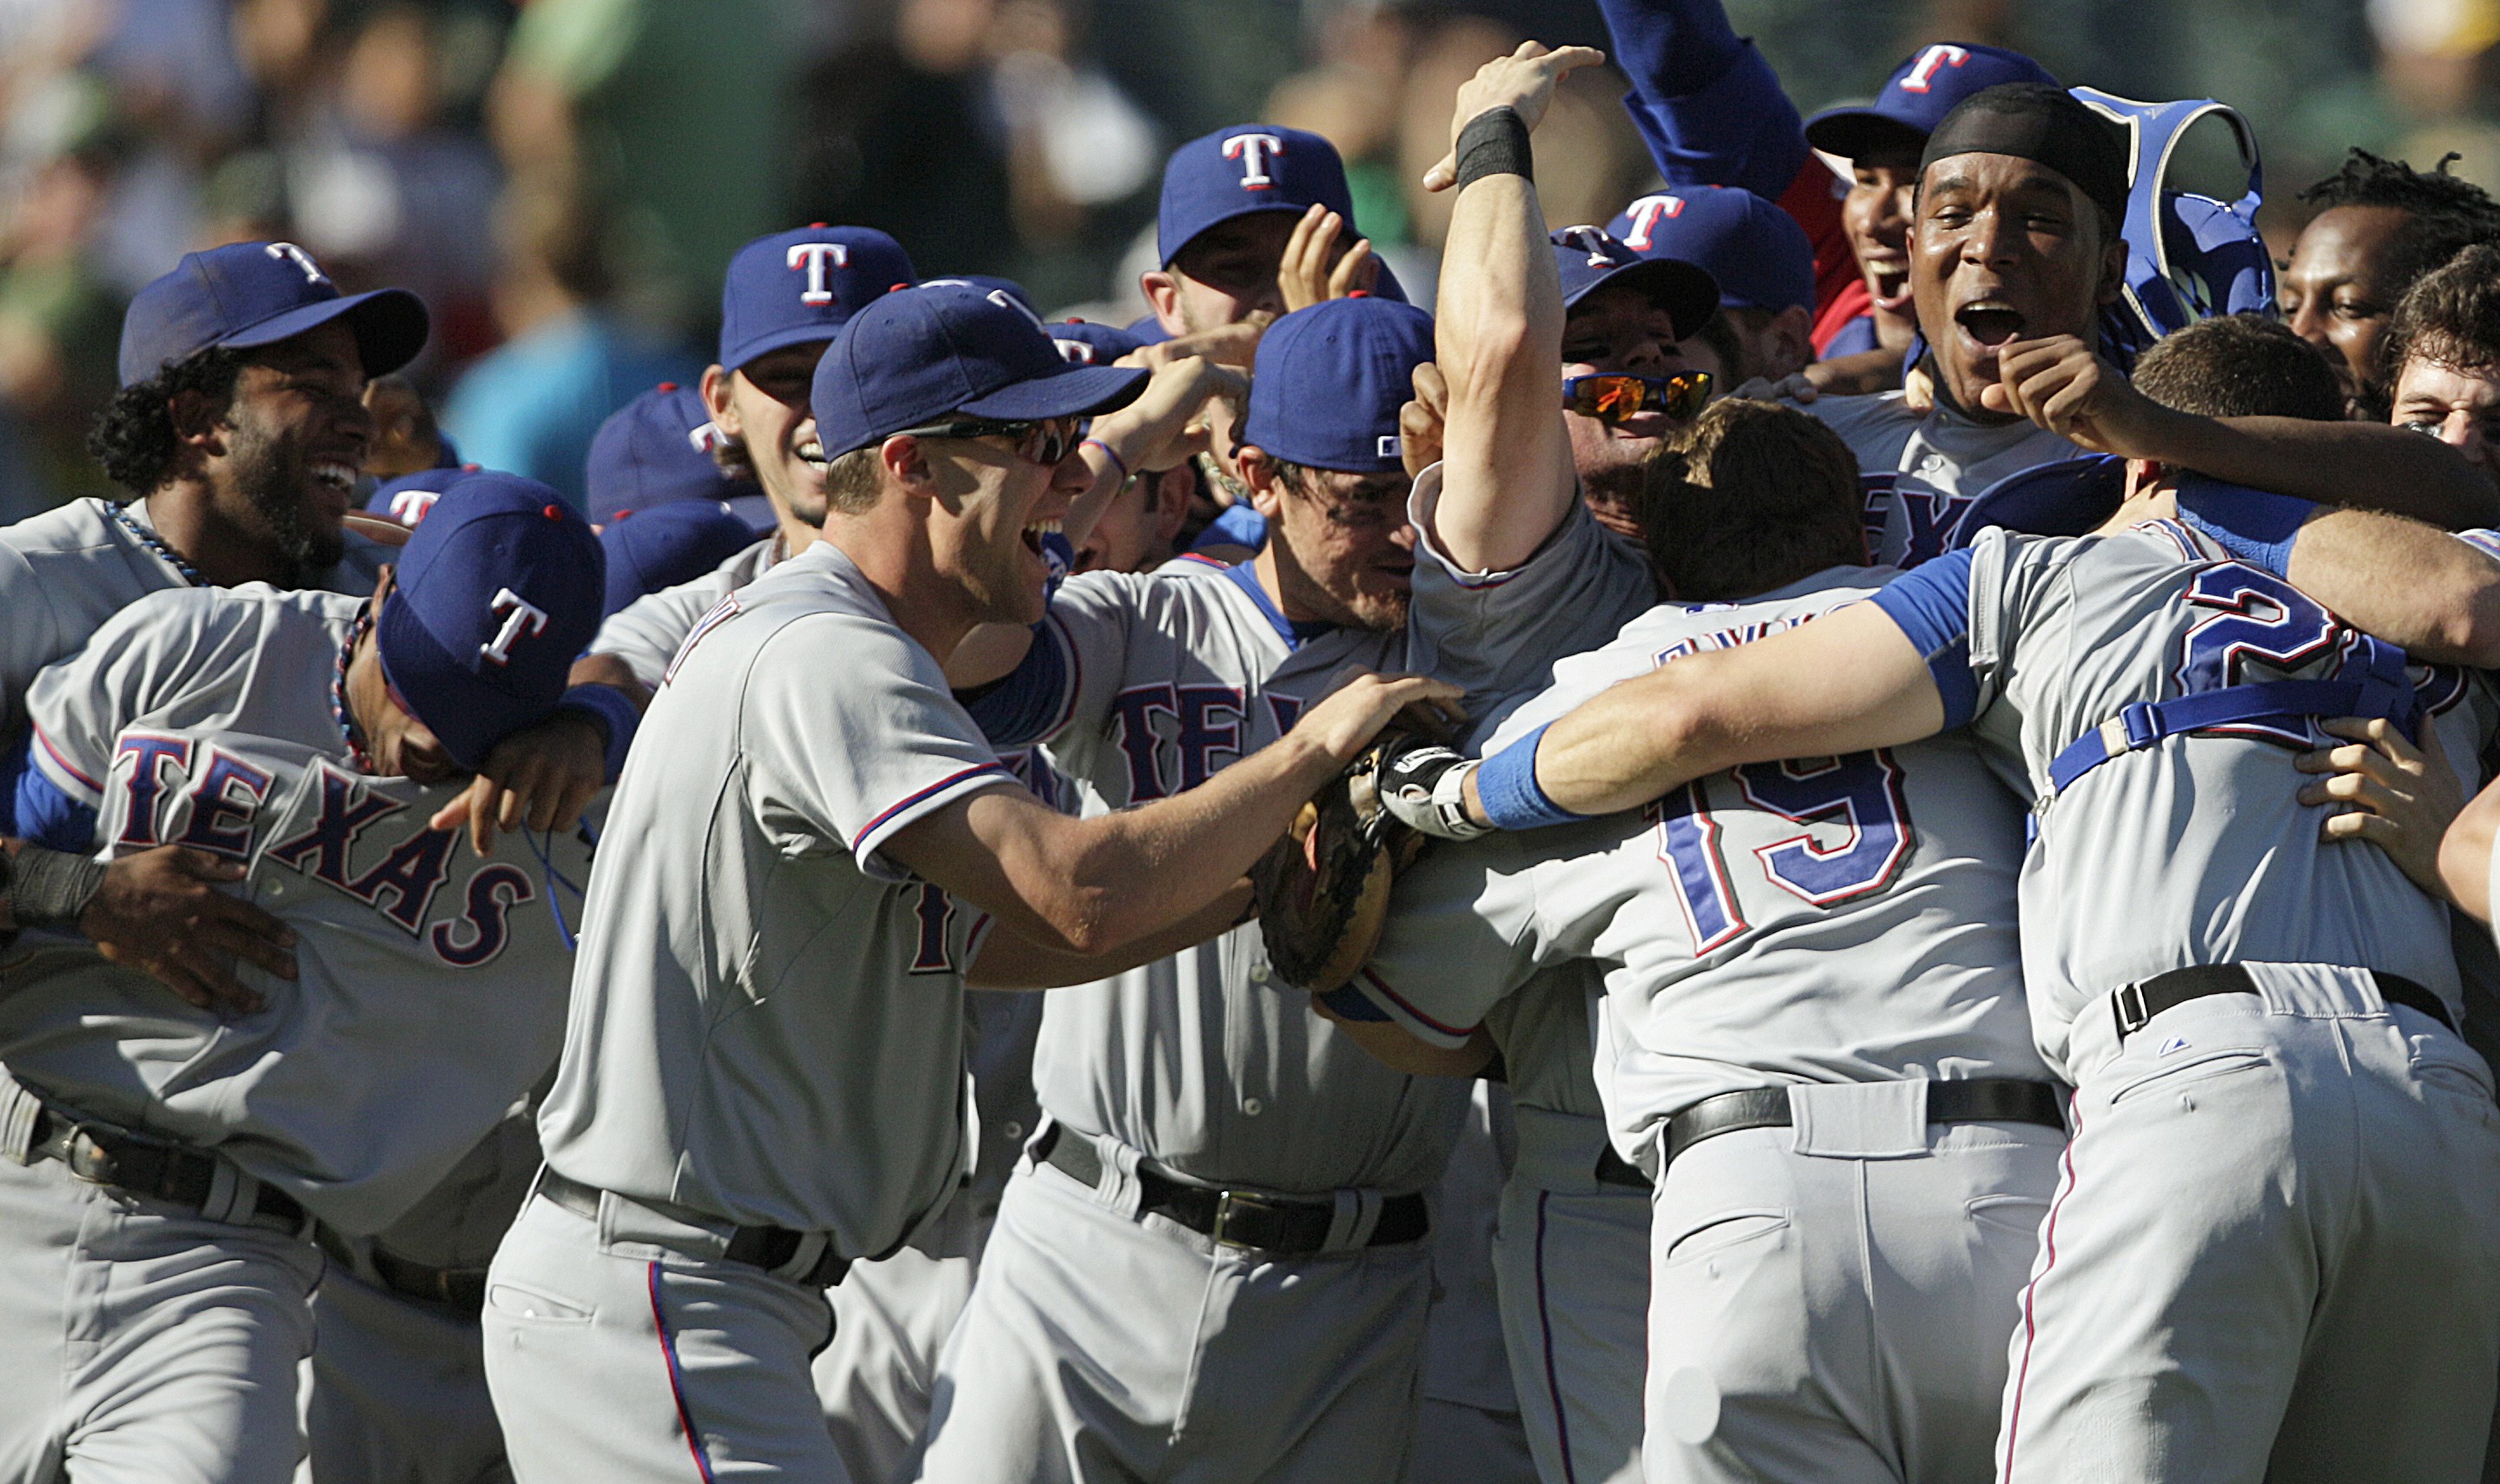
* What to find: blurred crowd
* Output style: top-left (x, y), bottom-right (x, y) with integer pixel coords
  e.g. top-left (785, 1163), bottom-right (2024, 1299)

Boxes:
top-left (0, 0), bottom-right (2489, 523)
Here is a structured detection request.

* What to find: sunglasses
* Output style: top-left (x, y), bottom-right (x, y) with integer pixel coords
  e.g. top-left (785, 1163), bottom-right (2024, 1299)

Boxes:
top-left (891, 416), bottom-right (1080, 467)
top-left (1562, 371), bottom-right (1712, 427)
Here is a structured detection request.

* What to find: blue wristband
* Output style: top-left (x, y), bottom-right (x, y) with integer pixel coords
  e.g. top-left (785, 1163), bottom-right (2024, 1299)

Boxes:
top-left (556, 683), bottom-right (640, 783)
top-left (1475, 724), bottom-right (1587, 831)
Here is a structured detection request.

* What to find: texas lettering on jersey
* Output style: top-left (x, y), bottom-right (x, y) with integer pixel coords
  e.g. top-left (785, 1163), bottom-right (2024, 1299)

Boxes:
top-left (96, 731), bottom-right (574, 970)
top-left (1107, 683), bottom-right (1302, 800)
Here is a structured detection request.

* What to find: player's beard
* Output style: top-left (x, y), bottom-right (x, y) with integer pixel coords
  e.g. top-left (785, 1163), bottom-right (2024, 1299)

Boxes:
top-left (227, 417), bottom-right (345, 584)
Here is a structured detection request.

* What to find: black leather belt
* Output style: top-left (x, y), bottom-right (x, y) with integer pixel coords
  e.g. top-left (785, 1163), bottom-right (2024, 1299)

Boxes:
top-left (2114, 964), bottom-right (2456, 1043)
top-left (537, 1169), bottom-right (849, 1288)
top-left (316, 1226), bottom-right (489, 1315)
top-left (1039, 1124), bottom-right (1429, 1254)
top-left (1593, 1144), bottom-right (1652, 1191)
top-left (29, 1105), bottom-right (306, 1233)
top-left (1662, 1078), bottom-right (2068, 1171)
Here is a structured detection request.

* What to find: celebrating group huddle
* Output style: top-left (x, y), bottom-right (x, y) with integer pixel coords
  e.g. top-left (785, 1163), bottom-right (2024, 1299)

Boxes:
top-left (7, 1), bottom-right (2500, 1482)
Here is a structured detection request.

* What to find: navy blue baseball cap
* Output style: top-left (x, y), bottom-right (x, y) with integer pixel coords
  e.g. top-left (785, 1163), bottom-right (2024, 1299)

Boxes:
top-left (718, 225), bottom-right (918, 372)
top-left (1551, 227), bottom-right (1721, 342)
top-left (1953, 454), bottom-right (2125, 547)
top-left (118, 240), bottom-right (428, 388)
top-left (1243, 296), bottom-right (1434, 475)
top-left (813, 283), bottom-right (1149, 461)
top-left (1608, 188), bottom-right (1814, 316)
top-left (598, 499), bottom-right (757, 619)
top-left (1158, 123), bottom-right (1357, 267)
top-left (1804, 43), bottom-right (2058, 162)
top-left (376, 471), bottom-right (605, 772)
top-left (1051, 320), bottom-right (1146, 365)
top-left (583, 382), bottom-right (766, 526)
top-left (365, 465), bottom-right (479, 527)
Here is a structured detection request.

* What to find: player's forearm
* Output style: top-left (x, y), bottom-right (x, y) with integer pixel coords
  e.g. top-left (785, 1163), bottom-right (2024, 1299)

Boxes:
top-left (2285, 509), bottom-right (2500, 666)
top-left (1516, 663), bottom-right (1750, 818)
top-left (2439, 778), bottom-right (2500, 922)
top-left (1433, 170), bottom-right (1576, 573)
top-left (2161, 415), bottom-right (2500, 530)
top-left (965, 880), bottom-right (1251, 989)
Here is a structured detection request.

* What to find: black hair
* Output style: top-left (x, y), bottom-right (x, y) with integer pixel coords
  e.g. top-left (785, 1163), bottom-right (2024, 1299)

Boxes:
top-left (86, 346), bottom-right (249, 496)
top-left (2298, 149), bottom-right (2500, 302)
top-left (2130, 313), bottom-right (2347, 423)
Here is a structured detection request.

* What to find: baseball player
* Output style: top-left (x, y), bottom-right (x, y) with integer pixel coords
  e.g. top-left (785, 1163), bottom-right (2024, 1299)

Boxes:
top-left (1796, 83), bottom-right (2496, 571)
top-left (481, 282), bottom-right (1445, 1482)
top-left (0, 474), bottom-right (604, 1484)
top-left (2384, 242), bottom-right (2500, 487)
top-left (1408, 312), bottom-right (2500, 1476)
top-left (907, 294), bottom-right (1469, 1484)
top-left (1608, 184), bottom-right (1816, 395)
top-left (580, 381), bottom-right (773, 533)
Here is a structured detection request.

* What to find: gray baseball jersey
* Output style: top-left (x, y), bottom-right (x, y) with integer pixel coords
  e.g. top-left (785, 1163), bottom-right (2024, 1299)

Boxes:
top-left (1893, 520), bottom-right (2492, 1080)
top-left (1809, 390), bottom-right (2079, 569)
top-left (533, 539), bottom-right (1001, 1254)
top-left (0, 496), bottom-right (385, 745)
top-left (3, 585), bottom-right (588, 1236)
top-left (968, 552), bottom-right (1466, 1194)
top-left (1342, 566), bottom-right (2050, 1165)
top-left (586, 534), bottom-right (779, 690)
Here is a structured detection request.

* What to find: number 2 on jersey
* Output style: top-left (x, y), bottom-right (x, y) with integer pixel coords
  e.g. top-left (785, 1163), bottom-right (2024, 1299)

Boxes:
top-left (1655, 752), bottom-right (1914, 956)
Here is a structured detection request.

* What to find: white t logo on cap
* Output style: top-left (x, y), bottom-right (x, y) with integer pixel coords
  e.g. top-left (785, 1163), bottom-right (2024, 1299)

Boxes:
top-left (388, 488), bottom-right (440, 527)
top-left (265, 242), bottom-right (331, 286)
top-left (1900, 44), bottom-right (1970, 93)
top-left (1556, 226), bottom-right (1617, 268)
top-left (481, 589), bottom-right (550, 667)
top-left (1223, 133), bottom-right (1285, 190)
top-left (786, 242), bottom-right (850, 306)
top-left (1055, 339), bottom-right (1097, 364)
top-left (1618, 195), bottom-right (1685, 251)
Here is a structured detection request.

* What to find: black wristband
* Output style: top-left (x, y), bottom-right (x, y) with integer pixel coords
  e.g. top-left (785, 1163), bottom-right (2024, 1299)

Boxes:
top-left (10, 846), bottom-right (106, 930)
top-left (1455, 106), bottom-right (1533, 190)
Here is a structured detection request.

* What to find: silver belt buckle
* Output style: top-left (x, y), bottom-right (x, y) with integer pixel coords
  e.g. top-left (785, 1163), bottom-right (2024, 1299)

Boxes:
top-left (1210, 1189), bottom-right (1271, 1249)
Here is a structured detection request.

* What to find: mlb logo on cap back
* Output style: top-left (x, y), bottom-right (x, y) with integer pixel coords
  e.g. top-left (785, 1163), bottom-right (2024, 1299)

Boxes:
top-left (1158, 123), bottom-right (1357, 266)
top-left (377, 470), bottom-right (606, 772)
top-left (117, 240), bottom-right (429, 388)
top-left (719, 226), bottom-right (919, 372)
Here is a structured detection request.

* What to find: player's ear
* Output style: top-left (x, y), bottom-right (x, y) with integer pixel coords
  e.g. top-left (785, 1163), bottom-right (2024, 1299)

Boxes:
top-left (167, 385), bottom-right (228, 448)
top-left (699, 365), bottom-right (739, 437)
top-left (1137, 271), bottom-right (1186, 337)
top-left (1767, 306), bottom-right (1814, 380)
top-left (1237, 446), bottom-right (1286, 518)
top-left (1149, 466), bottom-right (1195, 543)
top-left (879, 433), bottom-right (935, 500)
top-left (2096, 231), bottom-right (2129, 307)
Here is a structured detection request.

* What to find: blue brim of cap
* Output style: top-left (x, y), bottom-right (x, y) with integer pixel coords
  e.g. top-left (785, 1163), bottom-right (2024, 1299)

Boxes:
top-left (1800, 107), bottom-right (1929, 162)
top-left (721, 321), bottom-right (841, 374)
top-left (376, 590), bottom-right (543, 773)
top-left (958, 362), bottom-right (1150, 422)
top-left (221, 286), bottom-right (430, 379)
top-left (1955, 454), bottom-right (2126, 547)
top-left (1564, 258), bottom-right (1722, 343)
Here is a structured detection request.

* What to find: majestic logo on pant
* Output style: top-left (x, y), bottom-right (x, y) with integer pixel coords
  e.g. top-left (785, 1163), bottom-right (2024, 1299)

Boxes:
top-left (1617, 195), bottom-right (1687, 251)
top-left (1223, 133), bottom-right (1285, 189)
top-left (482, 590), bottom-right (551, 666)
top-left (1900, 45), bottom-right (1970, 92)
top-left (787, 242), bottom-right (850, 306)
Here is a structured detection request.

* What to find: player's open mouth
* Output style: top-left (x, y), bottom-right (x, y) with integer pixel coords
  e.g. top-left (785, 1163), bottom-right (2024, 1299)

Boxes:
top-left (1955, 301), bottom-right (2026, 348)
top-left (796, 438), bottom-right (826, 472)
top-left (1869, 268), bottom-right (1911, 312)
top-left (1021, 517), bottom-right (1060, 556)
top-left (310, 460), bottom-right (358, 494)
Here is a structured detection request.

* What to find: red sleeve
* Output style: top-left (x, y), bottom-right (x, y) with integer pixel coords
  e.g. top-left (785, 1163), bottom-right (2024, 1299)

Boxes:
top-left (1775, 156), bottom-right (1857, 320)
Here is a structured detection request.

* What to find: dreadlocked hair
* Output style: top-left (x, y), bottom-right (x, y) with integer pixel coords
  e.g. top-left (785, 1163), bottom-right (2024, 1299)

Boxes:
top-left (2299, 149), bottom-right (2500, 305)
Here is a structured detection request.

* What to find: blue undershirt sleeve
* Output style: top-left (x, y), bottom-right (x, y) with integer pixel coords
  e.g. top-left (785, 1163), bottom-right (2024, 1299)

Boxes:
top-left (958, 623), bottom-right (1071, 750)
top-left (1867, 547), bottom-right (1979, 729)
top-left (2174, 479), bottom-right (2315, 578)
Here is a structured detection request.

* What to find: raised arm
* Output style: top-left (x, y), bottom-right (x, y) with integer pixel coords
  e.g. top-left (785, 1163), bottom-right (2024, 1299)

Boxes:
top-left (886, 672), bottom-right (1458, 956)
top-left (1422, 43), bottom-right (1602, 573)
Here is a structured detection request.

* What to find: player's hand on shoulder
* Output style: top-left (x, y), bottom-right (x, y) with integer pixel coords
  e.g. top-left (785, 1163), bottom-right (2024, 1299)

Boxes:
top-left (1400, 362), bottom-right (1448, 479)
top-left (82, 845), bottom-right (295, 1017)
top-left (1289, 671), bottom-right (1464, 768)
top-left (1424, 40), bottom-right (1608, 190)
top-left (1728, 371), bottom-right (1820, 406)
top-left (430, 711), bottom-right (607, 857)
top-left (2298, 715), bottom-right (2464, 895)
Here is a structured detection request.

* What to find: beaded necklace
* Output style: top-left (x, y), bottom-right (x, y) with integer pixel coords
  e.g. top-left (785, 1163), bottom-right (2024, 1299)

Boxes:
top-left (328, 615), bottom-right (375, 772)
top-left (108, 502), bottom-right (202, 586)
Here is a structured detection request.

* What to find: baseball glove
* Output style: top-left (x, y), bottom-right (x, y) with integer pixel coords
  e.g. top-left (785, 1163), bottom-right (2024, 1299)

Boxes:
top-left (1252, 719), bottom-right (1445, 995)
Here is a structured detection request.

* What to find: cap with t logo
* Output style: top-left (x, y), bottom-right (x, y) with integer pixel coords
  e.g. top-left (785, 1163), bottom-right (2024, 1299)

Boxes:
top-left (116, 240), bottom-right (429, 388)
top-left (1156, 123), bottom-right (1358, 268)
top-left (718, 225), bottom-right (919, 372)
top-left (376, 470), bottom-right (605, 771)
top-left (1550, 226), bottom-right (1721, 341)
top-left (1803, 43), bottom-right (2058, 162)
top-left (1608, 186), bottom-right (1814, 315)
